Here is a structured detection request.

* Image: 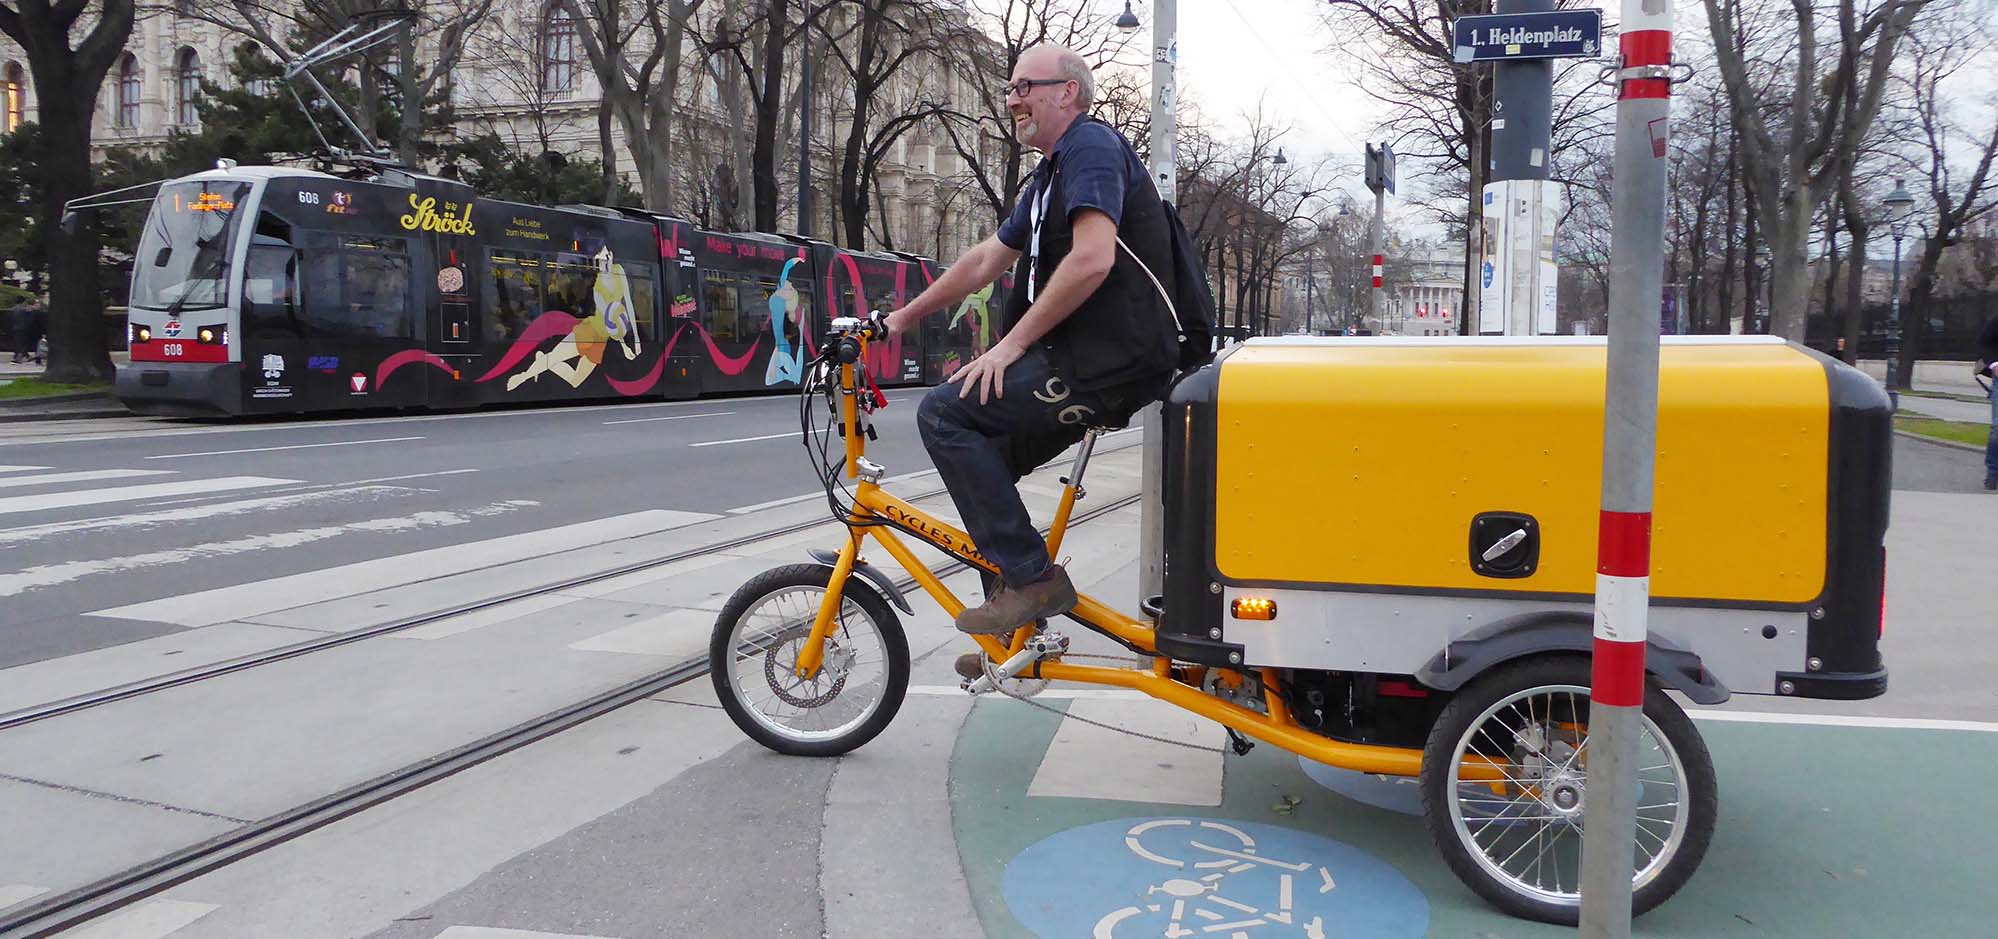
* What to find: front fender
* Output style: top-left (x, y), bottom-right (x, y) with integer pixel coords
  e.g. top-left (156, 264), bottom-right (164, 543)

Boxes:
top-left (1415, 611), bottom-right (1730, 705)
top-left (806, 548), bottom-right (915, 615)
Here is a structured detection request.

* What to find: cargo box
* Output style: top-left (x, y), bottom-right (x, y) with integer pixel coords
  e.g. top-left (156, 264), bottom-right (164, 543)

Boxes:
top-left (1158, 336), bottom-right (1890, 701)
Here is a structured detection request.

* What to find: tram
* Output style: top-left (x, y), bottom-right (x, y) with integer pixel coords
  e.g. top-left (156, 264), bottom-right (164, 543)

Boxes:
top-left (114, 163), bottom-right (1007, 416)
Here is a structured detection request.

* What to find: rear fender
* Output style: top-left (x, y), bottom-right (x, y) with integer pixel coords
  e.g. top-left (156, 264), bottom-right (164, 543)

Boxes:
top-left (1414, 611), bottom-right (1730, 705)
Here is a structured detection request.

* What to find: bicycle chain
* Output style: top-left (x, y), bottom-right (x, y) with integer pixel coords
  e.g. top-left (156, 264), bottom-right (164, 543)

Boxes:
top-left (983, 652), bottom-right (1228, 755)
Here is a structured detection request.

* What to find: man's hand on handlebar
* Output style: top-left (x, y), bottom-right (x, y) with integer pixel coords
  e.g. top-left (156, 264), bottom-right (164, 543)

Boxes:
top-left (883, 306), bottom-right (921, 337)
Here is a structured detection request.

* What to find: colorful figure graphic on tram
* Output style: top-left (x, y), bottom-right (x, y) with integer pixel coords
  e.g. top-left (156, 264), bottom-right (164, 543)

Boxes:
top-left (507, 246), bottom-right (642, 391)
top-left (941, 282), bottom-right (994, 379)
top-left (763, 257), bottom-right (805, 386)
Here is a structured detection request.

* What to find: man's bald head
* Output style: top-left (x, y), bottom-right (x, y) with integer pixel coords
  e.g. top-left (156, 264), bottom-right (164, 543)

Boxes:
top-left (1008, 44), bottom-right (1095, 152)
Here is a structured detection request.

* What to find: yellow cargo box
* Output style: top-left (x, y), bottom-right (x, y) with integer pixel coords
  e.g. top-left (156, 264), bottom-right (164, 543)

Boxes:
top-left (1158, 336), bottom-right (1891, 702)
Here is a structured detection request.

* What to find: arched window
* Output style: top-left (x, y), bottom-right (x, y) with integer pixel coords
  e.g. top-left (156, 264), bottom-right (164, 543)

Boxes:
top-left (176, 48), bottom-right (202, 125)
top-left (3, 63), bottom-right (24, 133)
top-left (116, 53), bottom-right (140, 129)
top-left (540, 7), bottom-right (576, 94)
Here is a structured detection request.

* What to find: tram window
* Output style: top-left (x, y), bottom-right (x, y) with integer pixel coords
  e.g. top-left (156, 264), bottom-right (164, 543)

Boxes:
top-left (486, 251), bottom-right (544, 341)
top-left (543, 257), bottom-right (595, 317)
top-left (344, 238), bottom-right (412, 339)
top-left (740, 278), bottom-right (777, 338)
top-left (840, 286), bottom-right (858, 319)
top-left (703, 272), bottom-right (740, 341)
top-left (301, 233), bottom-right (346, 336)
top-left (244, 243), bottom-right (301, 338)
top-left (626, 266), bottom-right (657, 343)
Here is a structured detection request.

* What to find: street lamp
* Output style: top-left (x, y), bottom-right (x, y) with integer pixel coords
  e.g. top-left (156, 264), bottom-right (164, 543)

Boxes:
top-left (1272, 147), bottom-right (1287, 166)
top-left (1882, 178), bottom-right (1917, 406)
top-left (1115, 1), bottom-right (1140, 31)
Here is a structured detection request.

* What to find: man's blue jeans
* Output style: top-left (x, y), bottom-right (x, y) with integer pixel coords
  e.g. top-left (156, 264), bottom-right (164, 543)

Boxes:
top-left (917, 347), bottom-right (1148, 589)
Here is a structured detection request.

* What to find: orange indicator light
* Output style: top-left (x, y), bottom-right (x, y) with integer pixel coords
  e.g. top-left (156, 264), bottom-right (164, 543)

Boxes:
top-left (1230, 597), bottom-right (1277, 621)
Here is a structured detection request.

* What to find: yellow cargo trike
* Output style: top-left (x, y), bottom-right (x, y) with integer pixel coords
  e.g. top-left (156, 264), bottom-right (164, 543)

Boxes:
top-left (708, 317), bottom-right (1892, 924)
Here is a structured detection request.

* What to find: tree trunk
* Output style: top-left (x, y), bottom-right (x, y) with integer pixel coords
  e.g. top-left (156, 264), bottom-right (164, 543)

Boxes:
top-left (396, 28), bottom-right (421, 166)
top-left (1742, 194), bottom-right (1759, 333)
top-left (751, 0), bottom-right (787, 232)
top-left (598, 94), bottom-right (618, 203)
top-left (36, 99), bottom-right (112, 384)
top-left (1897, 236), bottom-right (1947, 389)
top-left (1838, 184), bottom-right (1869, 365)
top-left (1767, 186), bottom-right (1815, 341)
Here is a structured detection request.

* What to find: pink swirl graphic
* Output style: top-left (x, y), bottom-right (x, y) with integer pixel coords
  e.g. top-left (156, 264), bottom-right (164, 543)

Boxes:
top-left (376, 349), bottom-right (456, 389)
top-left (474, 311), bottom-right (581, 383)
top-left (605, 323), bottom-right (688, 397)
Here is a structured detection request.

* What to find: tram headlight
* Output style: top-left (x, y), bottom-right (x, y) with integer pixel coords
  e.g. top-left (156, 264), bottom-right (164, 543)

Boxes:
top-left (197, 326), bottom-right (217, 344)
top-left (134, 325), bottom-right (152, 343)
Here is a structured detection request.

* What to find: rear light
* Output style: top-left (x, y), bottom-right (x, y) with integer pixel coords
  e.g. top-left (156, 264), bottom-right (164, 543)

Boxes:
top-left (1230, 597), bottom-right (1276, 621)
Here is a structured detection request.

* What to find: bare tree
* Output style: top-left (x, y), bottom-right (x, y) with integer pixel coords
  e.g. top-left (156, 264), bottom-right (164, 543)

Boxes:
top-left (1891, 8), bottom-right (1998, 383)
top-left (559, 0), bottom-right (703, 208)
top-left (820, 0), bottom-right (950, 248)
top-left (1702, 0), bottom-right (1933, 341)
top-left (1, 0), bottom-right (137, 382)
top-left (935, 0), bottom-right (1137, 226)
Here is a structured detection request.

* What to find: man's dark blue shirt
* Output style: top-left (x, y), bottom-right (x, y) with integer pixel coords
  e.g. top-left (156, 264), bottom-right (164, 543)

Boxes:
top-left (997, 118), bottom-right (1149, 251)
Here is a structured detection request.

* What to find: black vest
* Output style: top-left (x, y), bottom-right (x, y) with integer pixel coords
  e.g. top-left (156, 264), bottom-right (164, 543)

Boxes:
top-left (1001, 122), bottom-right (1179, 393)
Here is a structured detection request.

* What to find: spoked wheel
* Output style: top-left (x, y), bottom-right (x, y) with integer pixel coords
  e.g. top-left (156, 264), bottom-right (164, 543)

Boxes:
top-left (709, 564), bottom-right (910, 757)
top-left (1419, 655), bottom-right (1717, 924)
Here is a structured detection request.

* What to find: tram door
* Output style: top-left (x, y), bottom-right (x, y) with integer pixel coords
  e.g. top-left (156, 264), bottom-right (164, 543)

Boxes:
top-left (427, 225), bottom-right (481, 408)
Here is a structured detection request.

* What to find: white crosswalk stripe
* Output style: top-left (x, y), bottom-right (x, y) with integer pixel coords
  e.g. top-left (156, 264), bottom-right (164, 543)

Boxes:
top-left (0, 469), bottom-right (172, 489)
top-left (0, 476), bottom-right (300, 516)
top-left (0, 465), bottom-right (50, 474)
top-left (432, 928), bottom-right (625, 939)
top-left (57, 898), bottom-right (219, 938)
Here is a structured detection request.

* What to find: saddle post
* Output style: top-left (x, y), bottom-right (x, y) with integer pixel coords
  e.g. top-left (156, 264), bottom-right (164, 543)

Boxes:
top-left (1044, 427), bottom-right (1104, 558)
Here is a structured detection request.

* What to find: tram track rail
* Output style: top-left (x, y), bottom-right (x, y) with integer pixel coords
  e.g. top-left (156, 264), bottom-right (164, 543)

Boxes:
top-left (0, 486), bottom-right (1143, 939)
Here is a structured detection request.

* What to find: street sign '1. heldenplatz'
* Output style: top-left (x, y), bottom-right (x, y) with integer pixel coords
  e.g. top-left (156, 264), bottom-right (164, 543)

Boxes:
top-left (1451, 10), bottom-right (1602, 63)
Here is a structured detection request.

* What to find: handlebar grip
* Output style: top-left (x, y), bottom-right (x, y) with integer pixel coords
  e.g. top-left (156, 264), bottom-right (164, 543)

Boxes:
top-left (837, 335), bottom-right (863, 364)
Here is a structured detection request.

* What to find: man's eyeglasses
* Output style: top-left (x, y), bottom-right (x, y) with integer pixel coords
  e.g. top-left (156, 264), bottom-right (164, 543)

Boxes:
top-left (1003, 77), bottom-right (1070, 98)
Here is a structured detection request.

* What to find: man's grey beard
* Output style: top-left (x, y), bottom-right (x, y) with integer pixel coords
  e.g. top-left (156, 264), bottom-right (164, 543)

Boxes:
top-left (1012, 116), bottom-right (1038, 145)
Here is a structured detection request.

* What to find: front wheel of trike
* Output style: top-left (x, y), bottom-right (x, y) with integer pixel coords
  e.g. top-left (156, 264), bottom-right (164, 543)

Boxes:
top-left (1419, 655), bottom-right (1717, 925)
top-left (709, 564), bottom-right (910, 757)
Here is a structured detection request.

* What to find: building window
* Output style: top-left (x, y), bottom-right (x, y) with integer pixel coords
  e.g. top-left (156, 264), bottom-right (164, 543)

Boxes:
top-left (540, 8), bottom-right (576, 94)
top-left (3, 63), bottom-right (24, 132)
top-left (176, 48), bottom-right (202, 125)
top-left (116, 54), bottom-right (140, 129)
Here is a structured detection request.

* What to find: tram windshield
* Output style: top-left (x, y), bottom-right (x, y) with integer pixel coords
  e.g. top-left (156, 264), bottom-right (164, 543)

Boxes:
top-left (130, 180), bottom-right (253, 311)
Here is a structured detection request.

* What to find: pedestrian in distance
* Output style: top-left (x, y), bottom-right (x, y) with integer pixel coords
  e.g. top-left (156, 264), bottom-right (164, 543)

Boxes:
top-left (882, 44), bottom-right (1182, 657)
top-left (1975, 311), bottom-right (1997, 490)
top-left (8, 295), bottom-right (31, 365)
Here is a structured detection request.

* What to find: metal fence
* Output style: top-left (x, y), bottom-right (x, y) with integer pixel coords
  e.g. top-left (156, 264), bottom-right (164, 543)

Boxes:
top-left (1805, 291), bottom-right (1997, 360)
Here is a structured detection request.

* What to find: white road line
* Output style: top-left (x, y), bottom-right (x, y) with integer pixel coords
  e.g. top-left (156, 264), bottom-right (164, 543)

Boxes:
top-left (62, 898), bottom-right (220, 939)
top-left (689, 430), bottom-right (805, 448)
top-left (433, 927), bottom-right (625, 939)
top-left (390, 594), bottom-right (579, 641)
top-left (0, 883), bottom-right (49, 908)
top-left (0, 504), bottom-right (535, 597)
top-left (89, 509), bottom-right (721, 628)
top-left (144, 436), bottom-right (425, 459)
top-left (1689, 710), bottom-right (1998, 733)
top-left (0, 476), bottom-right (299, 516)
top-left (910, 685), bottom-right (1998, 734)
top-left (725, 468), bottom-right (940, 514)
top-left (0, 465), bottom-right (49, 474)
top-left (567, 608), bottom-right (714, 658)
top-left (601, 410), bottom-right (735, 425)
top-left (1028, 697), bottom-right (1224, 805)
top-left (0, 468), bottom-right (172, 489)
top-left (0, 485), bottom-right (407, 546)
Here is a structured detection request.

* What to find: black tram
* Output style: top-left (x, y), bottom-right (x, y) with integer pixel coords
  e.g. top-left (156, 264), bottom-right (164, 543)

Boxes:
top-left (116, 164), bottom-right (1008, 416)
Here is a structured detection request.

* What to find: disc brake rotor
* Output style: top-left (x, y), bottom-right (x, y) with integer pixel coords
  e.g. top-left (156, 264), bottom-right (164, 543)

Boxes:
top-left (764, 634), bottom-right (851, 708)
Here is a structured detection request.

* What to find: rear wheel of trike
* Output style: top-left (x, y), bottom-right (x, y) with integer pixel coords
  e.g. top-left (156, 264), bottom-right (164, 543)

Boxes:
top-left (1418, 655), bottom-right (1717, 924)
top-left (709, 564), bottom-right (910, 757)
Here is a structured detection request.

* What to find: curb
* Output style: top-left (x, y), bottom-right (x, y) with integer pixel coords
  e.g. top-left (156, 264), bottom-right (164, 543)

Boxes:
top-left (0, 390), bottom-right (113, 409)
top-left (1893, 429), bottom-right (1984, 454)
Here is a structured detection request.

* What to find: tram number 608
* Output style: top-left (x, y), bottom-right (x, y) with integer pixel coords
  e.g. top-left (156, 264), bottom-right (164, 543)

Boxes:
top-left (162, 342), bottom-right (184, 357)
top-left (298, 191), bottom-right (321, 205)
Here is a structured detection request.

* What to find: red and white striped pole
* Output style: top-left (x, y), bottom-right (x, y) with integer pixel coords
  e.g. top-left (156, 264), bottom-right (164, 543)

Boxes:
top-left (1579, 0), bottom-right (1673, 935)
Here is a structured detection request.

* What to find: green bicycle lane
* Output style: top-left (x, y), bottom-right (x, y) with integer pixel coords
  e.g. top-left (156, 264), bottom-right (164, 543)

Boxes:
top-left (949, 694), bottom-right (1998, 938)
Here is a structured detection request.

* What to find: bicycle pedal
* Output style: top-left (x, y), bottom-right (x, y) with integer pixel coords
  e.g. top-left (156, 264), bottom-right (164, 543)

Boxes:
top-left (961, 632), bottom-right (1068, 695)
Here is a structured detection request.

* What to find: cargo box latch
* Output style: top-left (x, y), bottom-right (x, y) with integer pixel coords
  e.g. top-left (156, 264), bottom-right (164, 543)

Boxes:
top-left (1471, 512), bottom-right (1540, 579)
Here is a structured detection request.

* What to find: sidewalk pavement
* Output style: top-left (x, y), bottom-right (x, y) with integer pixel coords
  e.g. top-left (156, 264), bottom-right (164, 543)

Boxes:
top-left (0, 352), bottom-right (133, 422)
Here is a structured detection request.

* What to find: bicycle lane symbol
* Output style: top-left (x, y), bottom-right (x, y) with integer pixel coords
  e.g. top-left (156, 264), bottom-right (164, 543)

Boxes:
top-left (1001, 817), bottom-right (1429, 938)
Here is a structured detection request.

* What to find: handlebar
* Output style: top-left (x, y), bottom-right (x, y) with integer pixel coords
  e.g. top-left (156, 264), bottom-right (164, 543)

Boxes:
top-left (828, 311), bottom-right (890, 365)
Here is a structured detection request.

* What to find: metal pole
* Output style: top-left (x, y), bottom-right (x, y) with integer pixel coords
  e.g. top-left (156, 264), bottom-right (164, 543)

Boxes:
top-left (1579, 0), bottom-right (1672, 935)
top-left (1139, 0), bottom-right (1176, 605)
top-left (1371, 187), bottom-right (1385, 334)
top-left (1886, 232), bottom-right (1902, 408)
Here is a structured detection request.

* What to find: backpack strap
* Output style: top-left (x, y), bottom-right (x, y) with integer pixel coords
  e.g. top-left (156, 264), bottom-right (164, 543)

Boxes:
top-left (1115, 234), bottom-right (1183, 336)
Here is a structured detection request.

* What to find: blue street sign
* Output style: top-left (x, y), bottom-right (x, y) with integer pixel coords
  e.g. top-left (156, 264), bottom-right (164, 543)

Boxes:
top-left (1452, 10), bottom-right (1603, 63)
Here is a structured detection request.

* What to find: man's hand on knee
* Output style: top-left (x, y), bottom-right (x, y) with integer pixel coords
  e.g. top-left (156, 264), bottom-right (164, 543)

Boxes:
top-left (951, 341), bottom-right (1025, 405)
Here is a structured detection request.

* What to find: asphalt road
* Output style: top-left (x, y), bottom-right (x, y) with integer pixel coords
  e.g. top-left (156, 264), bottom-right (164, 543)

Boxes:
top-left (0, 387), bottom-right (939, 668)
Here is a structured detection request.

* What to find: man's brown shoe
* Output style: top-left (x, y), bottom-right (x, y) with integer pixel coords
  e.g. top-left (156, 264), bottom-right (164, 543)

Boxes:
top-left (954, 652), bottom-right (987, 681)
top-left (954, 565), bottom-right (1076, 634)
